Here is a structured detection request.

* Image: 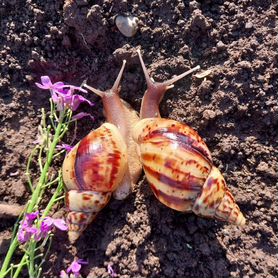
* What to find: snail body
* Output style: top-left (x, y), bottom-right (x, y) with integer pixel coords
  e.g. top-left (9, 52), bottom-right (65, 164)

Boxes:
top-left (63, 61), bottom-right (141, 242)
top-left (133, 51), bottom-right (246, 225)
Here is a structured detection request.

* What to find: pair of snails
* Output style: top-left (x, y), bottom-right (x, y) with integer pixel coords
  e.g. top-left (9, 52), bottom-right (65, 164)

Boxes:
top-left (62, 50), bottom-right (246, 242)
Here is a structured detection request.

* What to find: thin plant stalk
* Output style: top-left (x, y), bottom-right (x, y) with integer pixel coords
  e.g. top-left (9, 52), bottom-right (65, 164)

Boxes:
top-left (0, 79), bottom-right (92, 278)
top-left (0, 111), bottom-right (67, 278)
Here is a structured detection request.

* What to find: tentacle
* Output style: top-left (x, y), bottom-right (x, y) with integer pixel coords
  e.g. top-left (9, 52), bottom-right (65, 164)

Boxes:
top-left (137, 50), bottom-right (200, 118)
top-left (83, 60), bottom-right (126, 98)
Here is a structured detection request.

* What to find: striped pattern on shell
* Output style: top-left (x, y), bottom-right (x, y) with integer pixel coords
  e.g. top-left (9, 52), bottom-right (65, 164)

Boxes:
top-left (66, 190), bottom-right (111, 233)
top-left (62, 123), bottom-right (128, 193)
top-left (132, 118), bottom-right (246, 225)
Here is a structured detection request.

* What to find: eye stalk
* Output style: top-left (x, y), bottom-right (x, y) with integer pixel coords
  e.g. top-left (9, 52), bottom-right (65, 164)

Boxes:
top-left (83, 60), bottom-right (128, 136)
top-left (137, 50), bottom-right (200, 118)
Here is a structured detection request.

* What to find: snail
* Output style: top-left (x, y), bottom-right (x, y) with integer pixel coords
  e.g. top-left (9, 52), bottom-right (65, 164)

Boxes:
top-left (62, 60), bottom-right (142, 242)
top-left (132, 50), bottom-right (246, 225)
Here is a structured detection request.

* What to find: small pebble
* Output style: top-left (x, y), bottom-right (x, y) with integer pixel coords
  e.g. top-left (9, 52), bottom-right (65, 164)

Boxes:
top-left (203, 109), bottom-right (216, 120)
top-left (216, 40), bottom-right (226, 50)
top-left (9, 171), bottom-right (19, 177)
top-left (115, 15), bottom-right (139, 37)
top-left (31, 50), bottom-right (40, 60)
top-left (189, 0), bottom-right (200, 12)
top-left (245, 22), bottom-right (253, 29)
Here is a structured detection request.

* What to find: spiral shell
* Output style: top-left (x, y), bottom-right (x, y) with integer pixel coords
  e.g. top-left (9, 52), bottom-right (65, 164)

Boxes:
top-left (132, 118), bottom-right (246, 225)
top-left (62, 123), bottom-right (128, 241)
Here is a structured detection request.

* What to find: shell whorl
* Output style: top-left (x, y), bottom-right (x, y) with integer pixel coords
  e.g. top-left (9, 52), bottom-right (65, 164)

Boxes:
top-left (132, 118), bottom-right (246, 225)
top-left (192, 166), bottom-right (246, 225)
top-left (62, 122), bottom-right (128, 193)
top-left (66, 190), bottom-right (111, 242)
top-left (62, 122), bottom-right (128, 241)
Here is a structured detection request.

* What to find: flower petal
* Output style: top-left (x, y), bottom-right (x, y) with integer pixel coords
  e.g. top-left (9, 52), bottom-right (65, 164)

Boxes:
top-left (72, 112), bottom-right (94, 122)
top-left (26, 226), bottom-right (39, 235)
top-left (71, 262), bottom-right (81, 274)
top-left (40, 76), bottom-right (52, 88)
top-left (53, 219), bottom-right (68, 231)
top-left (26, 211), bottom-right (39, 225)
top-left (43, 216), bottom-right (54, 227)
top-left (71, 95), bottom-right (94, 111)
top-left (53, 81), bottom-right (65, 89)
top-left (60, 270), bottom-right (69, 278)
top-left (67, 261), bottom-right (81, 274)
top-left (57, 143), bottom-right (73, 153)
top-left (77, 259), bottom-right (88, 265)
top-left (18, 229), bottom-right (30, 244)
top-left (35, 82), bottom-right (48, 89)
top-left (41, 221), bottom-right (53, 233)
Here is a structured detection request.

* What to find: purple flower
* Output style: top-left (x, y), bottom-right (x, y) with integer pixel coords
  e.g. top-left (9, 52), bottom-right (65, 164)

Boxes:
top-left (66, 259), bottom-right (88, 277)
top-left (18, 225), bottom-right (38, 244)
top-left (32, 217), bottom-right (67, 242)
top-left (18, 213), bottom-right (68, 244)
top-left (43, 217), bottom-right (68, 231)
top-left (25, 211), bottom-right (39, 225)
top-left (35, 76), bottom-right (93, 112)
top-left (60, 270), bottom-right (69, 278)
top-left (35, 76), bottom-right (65, 92)
top-left (57, 143), bottom-right (74, 153)
top-left (71, 112), bottom-right (94, 122)
top-left (59, 88), bottom-right (93, 112)
top-left (18, 211), bottom-right (40, 243)
top-left (34, 221), bottom-right (53, 241)
top-left (108, 264), bottom-right (117, 277)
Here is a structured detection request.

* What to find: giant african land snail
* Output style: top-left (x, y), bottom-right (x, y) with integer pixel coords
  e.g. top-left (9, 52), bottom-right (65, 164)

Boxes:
top-left (62, 61), bottom-right (142, 242)
top-left (62, 52), bottom-right (246, 243)
top-left (132, 50), bottom-right (246, 225)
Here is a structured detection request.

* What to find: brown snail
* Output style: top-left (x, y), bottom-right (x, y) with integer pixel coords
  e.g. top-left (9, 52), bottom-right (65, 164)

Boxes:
top-left (62, 61), bottom-right (142, 242)
top-left (132, 50), bottom-right (246, 225)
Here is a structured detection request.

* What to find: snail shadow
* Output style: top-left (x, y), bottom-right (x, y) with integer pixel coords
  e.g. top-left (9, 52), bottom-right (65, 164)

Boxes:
top-left (134, 180), bottom-right (236, 278)
top-left (76, 192), bottom-right (139, 273)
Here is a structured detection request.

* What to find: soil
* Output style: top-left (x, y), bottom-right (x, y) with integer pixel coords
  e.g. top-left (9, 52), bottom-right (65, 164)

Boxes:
top-left (0, 0), bottom-right (277, 277)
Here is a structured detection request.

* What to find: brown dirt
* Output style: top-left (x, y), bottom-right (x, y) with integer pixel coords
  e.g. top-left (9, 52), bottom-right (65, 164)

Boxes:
top-left (0, 0), bottom-right (277, 277)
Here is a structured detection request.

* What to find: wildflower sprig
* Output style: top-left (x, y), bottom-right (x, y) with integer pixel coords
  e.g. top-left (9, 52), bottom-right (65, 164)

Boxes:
top-left (60, 259), bottom-right (88, 278)
top-left (0, 76), bottom-right (93, 278)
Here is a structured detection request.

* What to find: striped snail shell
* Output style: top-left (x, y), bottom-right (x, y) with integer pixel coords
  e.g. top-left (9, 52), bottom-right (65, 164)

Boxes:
top-left (62, 123), bottom-right (128, 242)
top-left (132, 118), bottom-right (246, 225)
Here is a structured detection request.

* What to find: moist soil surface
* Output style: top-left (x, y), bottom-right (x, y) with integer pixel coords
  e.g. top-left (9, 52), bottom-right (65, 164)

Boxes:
top-left (0, 0), bottom-right (277, 277)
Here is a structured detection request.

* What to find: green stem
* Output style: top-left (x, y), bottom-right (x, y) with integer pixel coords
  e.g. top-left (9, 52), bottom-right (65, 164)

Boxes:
top-left (42, 176), bottom-right (59, 189)
top-left (0, 112), bottom-right (66, 278)
top-left (41, 173), bottom-right (63, 219)
top-left (27, 111), bottom-right (65, 213)
top-left (25, 146), bottom-right (39, 193)
top-left (0, 239), bottom-right (19, 278)
top-left (38, 145), bottom-right (44, 173)
top-left (36, 236), bottom-right (52, 277)
top-left (28, 241), bottom-right (36, 278)
top-left (12, 254), bottom-right (27, 278)
top-left (52, 150), bottom-right (65, 159)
